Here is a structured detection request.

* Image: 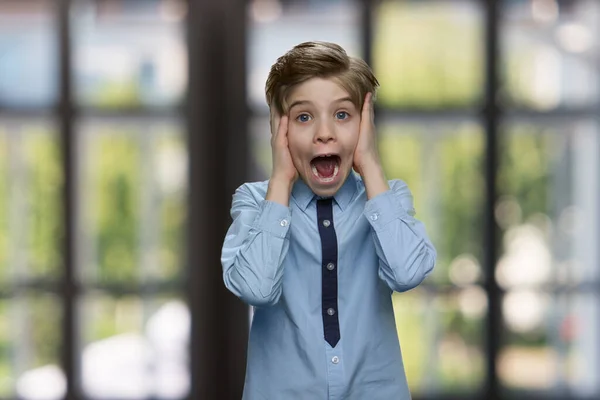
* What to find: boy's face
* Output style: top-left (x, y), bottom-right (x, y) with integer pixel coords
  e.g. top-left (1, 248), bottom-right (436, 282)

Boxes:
top-left (285, 77), bottom-right (360, 197)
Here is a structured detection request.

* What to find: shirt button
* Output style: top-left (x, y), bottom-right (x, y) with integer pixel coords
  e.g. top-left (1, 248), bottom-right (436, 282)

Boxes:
top-left (326, 263), bottom-right (335, 271)
top-left (327, 308), bottom-right (336, 316)
top-left (331, 356), bottom-right (339, 364)
top-left (322, 219), bottom-right (331, 228)
top-left (370, 213), bottom-right (379, 221)
top-left (280, 219), bottom-right (288, 227)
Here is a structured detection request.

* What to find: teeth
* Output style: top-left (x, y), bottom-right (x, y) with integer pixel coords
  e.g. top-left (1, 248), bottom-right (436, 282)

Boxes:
top-left (311, 164), bottom-right (319, 177)
top-left (311, 163), bottom-right (339, 183)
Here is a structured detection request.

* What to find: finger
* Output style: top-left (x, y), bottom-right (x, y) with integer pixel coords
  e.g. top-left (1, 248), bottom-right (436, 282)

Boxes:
top-left (360, 92), bottom-right (373, 131)
top-left (276, 116), bottom-right (289, 145)
top-left (271, 113), bottom-right (281, 136)
top-left (361, 92), bottom-right (371, 115)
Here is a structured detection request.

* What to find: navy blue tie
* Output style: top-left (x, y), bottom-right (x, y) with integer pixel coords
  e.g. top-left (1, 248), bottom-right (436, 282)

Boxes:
top-left (316, 198), bottom-right (340, 347)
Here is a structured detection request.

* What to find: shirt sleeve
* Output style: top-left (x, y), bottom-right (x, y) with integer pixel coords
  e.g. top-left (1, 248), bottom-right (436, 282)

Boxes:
top-left (221, 183), bottom-right (291, 306)
top-left (363, 180), bottom-right (437, 292)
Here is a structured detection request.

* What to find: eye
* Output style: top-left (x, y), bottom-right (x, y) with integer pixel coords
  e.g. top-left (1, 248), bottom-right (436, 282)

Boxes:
top-left (296, 113), bottom-right (312, 123)
top-left (336, 111), bottom-right (349, 120)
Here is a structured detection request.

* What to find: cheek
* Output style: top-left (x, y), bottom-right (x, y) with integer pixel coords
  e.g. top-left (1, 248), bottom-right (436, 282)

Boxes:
top-left (286, 130), bottom-right (305, 163)
top-left (341, 123), bottom-right (360, 151)
top-left (287, 127), bottom-right (311, 158)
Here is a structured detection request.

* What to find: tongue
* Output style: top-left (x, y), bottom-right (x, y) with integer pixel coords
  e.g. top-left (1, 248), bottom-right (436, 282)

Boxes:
top-left (313, 157), bottom-right (336, 177)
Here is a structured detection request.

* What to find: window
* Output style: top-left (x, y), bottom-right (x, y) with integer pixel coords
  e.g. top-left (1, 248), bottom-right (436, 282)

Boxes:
top-left (373, 1), bottom-right (488, 396)
top-left (247, 0), bottom-right (600, 399)
top-left (0, 1), bottom-right (189, 399)
top-left (1, 0), bottom-right (598, 399)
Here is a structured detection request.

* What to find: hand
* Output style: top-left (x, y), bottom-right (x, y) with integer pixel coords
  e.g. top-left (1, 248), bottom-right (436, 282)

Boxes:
top-left (353, 92), bottom-right (381, 177)
top-left (270, 114), bottom-right (298, 185)
top-left (266, 114), bottom-right (298, 206)
top-left (353, 92), bottom-right (389, 199)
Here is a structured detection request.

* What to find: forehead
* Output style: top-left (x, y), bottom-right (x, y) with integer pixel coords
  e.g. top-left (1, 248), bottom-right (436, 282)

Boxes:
top-left (287, 77), bottom-right (352, 105)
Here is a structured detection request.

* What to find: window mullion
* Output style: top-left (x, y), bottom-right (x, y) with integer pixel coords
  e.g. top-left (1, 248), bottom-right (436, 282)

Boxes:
top-left (57, 0), bottom-right (79, 398)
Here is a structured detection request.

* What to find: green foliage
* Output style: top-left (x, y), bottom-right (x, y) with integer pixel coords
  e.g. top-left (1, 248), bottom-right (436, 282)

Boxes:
top-left (0, 295), bottom-right (61, 396)
top-left (499, 125), bottom-right (553, 217)
top-left (374, 2), bottom-right (483, 109)
top-left (85, 295), bottom-right (142, 342)
top-left (156, 136), bottom-right (186, 281)
top-left (379, 123), bottom-right (484, 285)
top-left (28, 294), bottom-right (61, 368)
top-left (25, 132), bottom-right (63, 279)
top-left (0, 128), bottom-right (186, 394)
top-left (91, 81), bottom-right (142, 109)
top-left (93, 134), bottom-right (141, 282)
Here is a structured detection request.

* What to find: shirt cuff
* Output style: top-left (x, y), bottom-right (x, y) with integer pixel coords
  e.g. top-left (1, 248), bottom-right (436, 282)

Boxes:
top-left (252, 200), bottom-right (292, 238)
top-left (363, 189), bottom-right (409, 231)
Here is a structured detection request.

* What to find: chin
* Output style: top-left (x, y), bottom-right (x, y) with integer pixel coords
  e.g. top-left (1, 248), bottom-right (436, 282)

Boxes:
top-left (309, 185), bottom-right (342, 198)
top-left (303, 164), bottom-right (351, 197)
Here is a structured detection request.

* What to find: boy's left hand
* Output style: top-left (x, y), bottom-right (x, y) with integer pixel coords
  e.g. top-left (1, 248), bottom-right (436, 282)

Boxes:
top-left (353, 92), bottom-right (389, 199)
top-left (353, 92), bottom-right (380, 176)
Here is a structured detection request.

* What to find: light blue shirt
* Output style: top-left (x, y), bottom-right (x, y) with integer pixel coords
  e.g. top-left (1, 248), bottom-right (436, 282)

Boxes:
top-left (221, 172), bottom-right (436, 399)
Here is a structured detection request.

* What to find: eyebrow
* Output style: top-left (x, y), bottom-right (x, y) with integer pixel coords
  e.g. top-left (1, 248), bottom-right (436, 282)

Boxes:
top-left (288, 97), bottom-right (354, 111)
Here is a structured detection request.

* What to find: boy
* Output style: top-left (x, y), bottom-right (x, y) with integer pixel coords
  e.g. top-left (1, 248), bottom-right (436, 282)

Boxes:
top-left (221, 41), bottom-right (436, 399)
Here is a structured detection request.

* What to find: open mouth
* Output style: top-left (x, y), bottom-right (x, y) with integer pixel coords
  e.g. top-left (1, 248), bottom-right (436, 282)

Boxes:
top-left (310, 154), bottom-right (341, 183)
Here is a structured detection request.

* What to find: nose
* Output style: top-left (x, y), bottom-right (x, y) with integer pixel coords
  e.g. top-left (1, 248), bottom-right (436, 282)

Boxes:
top-left (314, 120), bottom-right (336, 143)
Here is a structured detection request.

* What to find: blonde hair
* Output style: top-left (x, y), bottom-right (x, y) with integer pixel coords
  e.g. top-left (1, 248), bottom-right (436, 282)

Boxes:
top-left (265, 41), bottom-right (379, 117)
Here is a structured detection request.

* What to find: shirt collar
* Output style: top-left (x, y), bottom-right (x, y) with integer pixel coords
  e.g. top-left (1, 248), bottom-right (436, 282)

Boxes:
top-left (291, 171), bottom-right (358, 211)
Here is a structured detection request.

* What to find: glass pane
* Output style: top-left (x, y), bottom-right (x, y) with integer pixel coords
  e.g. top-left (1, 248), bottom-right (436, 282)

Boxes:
top-left (72, 0), bottom-right (188, 108)
top-left (0, 121), bottom-right (61, 284)
top-left (379, 120), bottom-right (485, 286)
top-left (0, 294), bottom-right (64, 399)
top-left (500, 292), bottom-right (600, 397)
top-left (0, 0), bottom-right (57, 107)
top-left (80, 293), bottom-right (190, 399)
top-left (394, 287), bottom-right (486, 394)
top-left (373, 0), bottom-right (483, 109)
top-left (497, 120), bottom-right (600, 288)
top-left (502, 0), bottom-right (600, 110)
top-left (77, 119), bottom-right (187, 284)
top-left (247, 0), bottom-right (362, 112)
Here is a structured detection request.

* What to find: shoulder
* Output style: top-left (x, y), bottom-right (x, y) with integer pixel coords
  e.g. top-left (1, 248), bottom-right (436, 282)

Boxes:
top-left (387, 179), bottom-right (415, 215)
top-left (232, 180), bottom-right (269, 204)
top-left (235, 180), bottom-right (270, 198)
top-left (356, 176), bottom-right (415, 214)
top-left (354, 175), bottom-right (411, 194)
top-left (388, 179), bottom-right (410, 193)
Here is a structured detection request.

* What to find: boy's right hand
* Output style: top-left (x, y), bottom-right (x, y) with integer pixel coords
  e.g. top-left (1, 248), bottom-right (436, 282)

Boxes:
top-left (270, 115), bottom-right (298, 186)
top-left (266, 115), bottom-right (297, 206)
